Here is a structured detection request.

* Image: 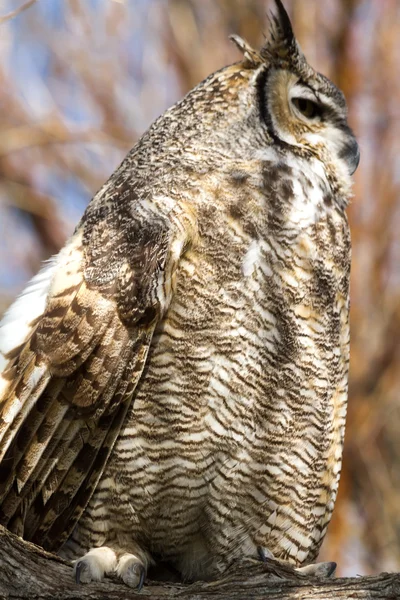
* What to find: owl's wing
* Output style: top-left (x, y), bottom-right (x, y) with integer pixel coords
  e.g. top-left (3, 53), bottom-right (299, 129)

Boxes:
top-left (0, 196), bottom-right (190, 551)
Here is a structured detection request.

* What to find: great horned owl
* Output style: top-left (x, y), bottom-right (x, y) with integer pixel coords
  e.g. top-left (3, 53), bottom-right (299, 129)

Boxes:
top-left (0, 0), bottom-right (359, 589)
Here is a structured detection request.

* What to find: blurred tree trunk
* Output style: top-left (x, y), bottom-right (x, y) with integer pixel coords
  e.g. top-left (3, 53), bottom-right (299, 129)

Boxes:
top-left (0, 526), bottom-right (399, 600)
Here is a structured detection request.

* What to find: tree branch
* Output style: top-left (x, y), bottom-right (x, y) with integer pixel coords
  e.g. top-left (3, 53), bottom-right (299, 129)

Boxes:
top-left (0, 526), bottom-right (399, 599)
top-left (0, 0), bottom-right (37, 24)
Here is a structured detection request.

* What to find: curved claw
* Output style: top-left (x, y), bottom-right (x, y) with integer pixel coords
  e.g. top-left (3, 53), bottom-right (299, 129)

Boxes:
top-left (296, 561), bottom-right (337, 578)
top-left (257, 546), bottom-right (267, 562)
top-left (75, 561), bottom-right (83, 584)
top-left (326, 562), bottom-right (337, 578)
top-left (137, 565), bottom-right (146, 591)
top-left (257, 546), bottom-right (274, 563)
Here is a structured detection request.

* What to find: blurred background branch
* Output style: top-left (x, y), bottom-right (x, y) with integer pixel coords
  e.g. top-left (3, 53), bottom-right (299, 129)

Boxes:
top-left (0, 0), bottom-right (399, 577)
top-left (0, 0), bottom-right (37, 24)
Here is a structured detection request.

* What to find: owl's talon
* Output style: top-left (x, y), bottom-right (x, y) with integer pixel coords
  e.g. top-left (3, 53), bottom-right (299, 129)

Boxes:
top-left (117, 553), bottom-right (147, 589)
top-left (296, 561), bottom-right (337, 578)
top-left (75, 561), bottom-right (84, 584)
top-left (73, 546), bottom-right (117, 584)
top-left (255, 549), bottom-right (336, 579)
top-left (137, 565), bottom-right (146, 591)
top-left (325, 562), bottom-right (337, 577)
top-left (257, 546), bottom-right (275, 562)
top-left (74, 559), bottom-right (93, 584)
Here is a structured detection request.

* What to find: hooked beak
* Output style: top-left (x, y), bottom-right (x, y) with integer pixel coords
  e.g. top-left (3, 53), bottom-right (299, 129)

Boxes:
top-left (339, 128), bottom-right (360, 175)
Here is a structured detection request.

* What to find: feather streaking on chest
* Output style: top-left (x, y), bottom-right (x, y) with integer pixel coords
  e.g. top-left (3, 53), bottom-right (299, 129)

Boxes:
top-left (63, 154), bottom-right (351, 578)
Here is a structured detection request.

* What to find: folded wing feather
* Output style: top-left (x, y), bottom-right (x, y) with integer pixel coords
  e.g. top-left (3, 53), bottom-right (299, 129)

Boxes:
top-left (0, 204), bottom-right (189, 551)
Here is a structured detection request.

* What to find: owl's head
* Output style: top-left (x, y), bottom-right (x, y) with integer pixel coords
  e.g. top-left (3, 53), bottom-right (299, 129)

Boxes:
top-left (227, 0), bottom-right (359, 192)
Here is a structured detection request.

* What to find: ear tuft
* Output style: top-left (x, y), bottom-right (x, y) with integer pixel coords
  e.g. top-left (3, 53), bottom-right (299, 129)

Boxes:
top-left (261, 0), bottom-right (302, 65)
top-left (230, 35), bottom-right (263, 68)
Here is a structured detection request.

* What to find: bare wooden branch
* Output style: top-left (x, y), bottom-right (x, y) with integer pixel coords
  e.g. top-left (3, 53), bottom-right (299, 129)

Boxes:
top-left (0, 0), bottom-right (37, 24)
top-left (0, 124), bottom-right (129, 157)
top-left (0, 525), bottom-right (399, 600)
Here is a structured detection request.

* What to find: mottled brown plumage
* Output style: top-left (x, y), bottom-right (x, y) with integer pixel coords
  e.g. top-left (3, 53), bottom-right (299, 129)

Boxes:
top-left (0, 0), bottom-right (358, 588)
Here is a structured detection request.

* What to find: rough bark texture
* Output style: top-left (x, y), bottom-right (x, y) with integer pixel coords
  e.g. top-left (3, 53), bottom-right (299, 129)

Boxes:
top-left (0, 526), bottom-right (399, 600)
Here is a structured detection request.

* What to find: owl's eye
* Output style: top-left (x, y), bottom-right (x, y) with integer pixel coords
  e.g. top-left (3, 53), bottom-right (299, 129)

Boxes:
top-left (292, 97), bottom-right (321, 120)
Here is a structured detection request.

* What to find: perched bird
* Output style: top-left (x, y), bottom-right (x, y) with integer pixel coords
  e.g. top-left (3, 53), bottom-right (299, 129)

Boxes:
top-left (0, 0), bottom-right (359, 589)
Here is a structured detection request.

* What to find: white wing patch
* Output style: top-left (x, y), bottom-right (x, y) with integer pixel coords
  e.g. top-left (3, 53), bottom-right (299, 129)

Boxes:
top-left (0, 256), bottom-right (58, 378)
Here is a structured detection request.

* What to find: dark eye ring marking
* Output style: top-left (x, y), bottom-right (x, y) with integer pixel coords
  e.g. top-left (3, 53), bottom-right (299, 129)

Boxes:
top-left (292, 97), bottom-right (321, 119)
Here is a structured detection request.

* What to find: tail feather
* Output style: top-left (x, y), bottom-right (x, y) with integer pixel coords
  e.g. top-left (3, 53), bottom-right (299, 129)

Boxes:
top-left (15, 401), bottom-right (70, 494)
top-left (26, 409), bottom-right (116, 542)
top-left (35, 384), bottom-right (133, 550)
top-left (0, 405), bottom-right (74, 523)
top-left (0, 363), bottom-right (50, 463)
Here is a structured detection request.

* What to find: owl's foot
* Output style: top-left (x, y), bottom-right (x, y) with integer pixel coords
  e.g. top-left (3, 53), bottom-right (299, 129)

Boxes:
top-left (257, 547), bottom-right (336, 578)
top-left (74, 546), bottom-right (117, 583)
top-left (74, 546), bottom-right (147, 590)
top-left (117, 553), bottom-right (147, 590)
top-left (296, 561), bottom-right (337, 578)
